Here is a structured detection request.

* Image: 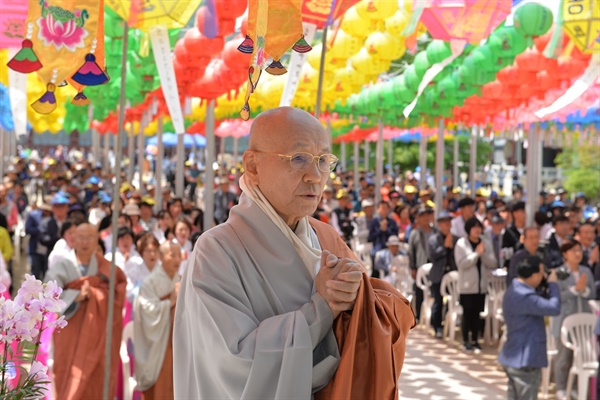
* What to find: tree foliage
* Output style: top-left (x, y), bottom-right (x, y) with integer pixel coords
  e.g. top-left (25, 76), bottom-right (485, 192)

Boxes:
top-left (554, 144), bottom-right (600, 200)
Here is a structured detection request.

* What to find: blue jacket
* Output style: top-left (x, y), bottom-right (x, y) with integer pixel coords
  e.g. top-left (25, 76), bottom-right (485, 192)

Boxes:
top-left (498, 280), bottom-right (561, 369)
top-left (25, 209), bottom-right (43, 255)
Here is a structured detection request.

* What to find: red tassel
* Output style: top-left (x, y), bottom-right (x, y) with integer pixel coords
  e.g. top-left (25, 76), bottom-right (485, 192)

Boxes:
top-left (237, 35), bottom-right (254, 54)
top-left (7, 39), bottom-right (42, 73)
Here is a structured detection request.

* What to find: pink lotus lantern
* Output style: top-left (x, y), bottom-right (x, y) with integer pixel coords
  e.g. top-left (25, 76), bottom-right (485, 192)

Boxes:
top-left (419, 0), bottom-right (512, 44)
top-left (0, 0), bottom-right (28, 48)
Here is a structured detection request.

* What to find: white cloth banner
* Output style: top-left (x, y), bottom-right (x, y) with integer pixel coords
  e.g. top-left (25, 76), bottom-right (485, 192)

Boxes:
top-left (8, 47), bottom-right (27, 137)
top-left (535, 53), bottom-right (600, 119)
top-left (279, 23), bottom-right (317, 107)
top-left (403, 39), bottom-right (466, 118)
top-left (150, 26), bottom-right (185, 134)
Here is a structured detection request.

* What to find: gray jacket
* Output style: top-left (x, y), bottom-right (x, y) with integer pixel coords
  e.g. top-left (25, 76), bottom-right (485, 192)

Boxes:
top-left (551, 264), bottom-right (595, 338)
top-left (454, 237), bottom-right (497, 295)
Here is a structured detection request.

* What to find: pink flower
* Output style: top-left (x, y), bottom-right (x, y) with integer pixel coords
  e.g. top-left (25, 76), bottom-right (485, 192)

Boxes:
top-left (74, 9), bottom-right (81, 17)
top-left (29, 361), bottom-right (50, 389)
top-left (15, 275), bottom-right (43, 306)
top-left (43, 280), bottom-right (62, 301)
top-left (36, 13), bottom-right (88, 52)
top-left (49, 315), bottom-right (67, 330)
top-left (0, 283), bottom-right (6, 294)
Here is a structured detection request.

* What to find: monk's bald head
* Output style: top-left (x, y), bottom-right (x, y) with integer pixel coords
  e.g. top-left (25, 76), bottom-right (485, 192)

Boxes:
top-left (76, 223), bottom-right (97, 237)
top-left (74, 223), bottom-right (98, 254)
top-left (248, 107), bottom-right (326, 152)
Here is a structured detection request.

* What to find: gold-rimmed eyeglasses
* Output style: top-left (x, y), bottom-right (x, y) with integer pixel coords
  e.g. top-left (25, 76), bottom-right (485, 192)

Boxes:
top-left (253, 150), bottom-right (338, 173)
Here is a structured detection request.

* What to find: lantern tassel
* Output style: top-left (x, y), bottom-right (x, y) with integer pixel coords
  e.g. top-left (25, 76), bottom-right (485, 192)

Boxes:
top-left (71, 91), bottom-right (91, 106)
top-left (265, 60), bottom-right (287, 76)
top-left (71, 54), bottom-right (110, 86)
top-left (237, 35), bottom-right (254, 54)
top-left (7, 39), bottom-right (42, 73)
top-left (240, 101), bottom-right (250, 121)
top-left (292, 35), bottom-right (312, 53)
top-left (31, 83), bottom-right (57, 114)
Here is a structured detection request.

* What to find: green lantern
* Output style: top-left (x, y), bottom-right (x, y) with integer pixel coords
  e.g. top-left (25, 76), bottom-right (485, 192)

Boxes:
top-left (413, 52), bottom-right (431, 78)
top-left (393, 75), bottom-right (415, 103)
top-left (514, 3), bottom-right (554, 37)
top-left (426, 40), bottom-right (452, 64)
top-left (404, 65), bottom-right (421, 92)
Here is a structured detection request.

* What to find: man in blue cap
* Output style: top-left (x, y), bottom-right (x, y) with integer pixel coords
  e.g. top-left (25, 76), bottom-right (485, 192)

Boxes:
top-left (84, 176), bottom-right (102, 204)
top-left (39, 194), bottom-right (70, 272)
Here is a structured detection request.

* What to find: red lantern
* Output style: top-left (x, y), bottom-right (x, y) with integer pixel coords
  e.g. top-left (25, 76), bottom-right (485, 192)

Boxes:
top-left (174, 41), bottom-right (194, 65)
top-left (557, 56), bottom-right (588, 80)
top-left (240, 15), bottom-right (248, 37)
top-left (516, 48), bottom-right (545, 72)
top-left (536, 70), bottom-right (556, 91)
top-left (215, 0), bottom-right (247, 19)
top-left (219, 18), bottom-right (236, 37)
top-left (222, 36), bottom-right (252, 70)
top-left (482, 80), bottom-right (503, 100)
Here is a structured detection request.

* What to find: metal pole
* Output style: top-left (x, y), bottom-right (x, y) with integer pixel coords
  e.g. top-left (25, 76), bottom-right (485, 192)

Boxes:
top-left (0, 129), bottom-right (5, 179)
top-left (219, 135), bottom-right (226, 166)
top-left (435, 119), bottom-right (444, 218)
top-left (363, 140), bottom-right (369, 171)
top-left (203, 100), bottom-right (216, 230)
top-left (175, 132), bottom-right (185, 198)
top-left (419, 135), bottom-right (427, 190)
top-left (525, 124), bottom-right (536, 226)
top-left (469, 125), bottom-right (477, 198)
top-left (233, 136), bottom-right (239, 175)
top-left (387, 138), bottom-right (393, 176)
top-left (127, 123), bottom-right (135, 183)
top-left (103, 23), bottom-right (128, 400)
top-left (353, 140), bottom-right (359, 187)
top-left (453, 134), bottom-right (459, 190)
top-left (340, 141), bottom-right (347, 171)
top-left (314, 25), bottom-right (328, 119)
top-left (137, 115), bottom-right (145, 188)
top-left (154, 117), bottom-right (164, 213)
top-left (375, 117), bottom-right (384, 204)
top-left (103, 133), bottom-right (110, 175)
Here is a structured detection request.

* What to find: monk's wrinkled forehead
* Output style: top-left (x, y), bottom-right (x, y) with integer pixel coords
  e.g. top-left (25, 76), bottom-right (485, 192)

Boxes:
top-left (76, 223), bottom-right (97, 237)
top-left (249, 107), bottom-right (327, 151)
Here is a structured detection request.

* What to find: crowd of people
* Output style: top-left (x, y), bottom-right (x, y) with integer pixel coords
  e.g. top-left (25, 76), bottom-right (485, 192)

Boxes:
top-left (0, 127), bottom-right (599, 399)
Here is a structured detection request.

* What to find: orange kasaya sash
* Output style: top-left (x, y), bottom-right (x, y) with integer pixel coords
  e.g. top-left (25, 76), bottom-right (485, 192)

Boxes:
top-left (53, 258), bottom-right (127, 400)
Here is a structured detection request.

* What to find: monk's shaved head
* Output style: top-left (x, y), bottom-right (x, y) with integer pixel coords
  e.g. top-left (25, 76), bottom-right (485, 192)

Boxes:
top-left (248, 107), bottom-right (327, 152)
top-left (159, 240), bottom-right (180, 256)
top-left (76, 223), bottom-right (97, 237)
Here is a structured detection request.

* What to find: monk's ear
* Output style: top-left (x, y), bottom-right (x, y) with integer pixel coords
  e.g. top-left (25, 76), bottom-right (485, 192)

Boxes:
top-left (242, 151), bottom-right (259, 184)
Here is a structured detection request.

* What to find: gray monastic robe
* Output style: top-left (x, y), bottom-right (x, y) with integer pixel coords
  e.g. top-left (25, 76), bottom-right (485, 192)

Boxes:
top-left (173, 194), bottom-right (340, 399)
top-left (134, 263), bottom-right (179, 391)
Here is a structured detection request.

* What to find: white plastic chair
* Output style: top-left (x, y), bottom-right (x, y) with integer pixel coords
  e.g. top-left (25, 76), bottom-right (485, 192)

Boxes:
top-left (354, 243), bottom-right (373, 276)
top-left (541, 323), bottom-right (559, 399)
top-left (561, 313), bottom-right (599, 400)
top-left (416, 263), bottom-right (433, 329)
top-left (121, 321), bottom-right (136, 400)
top-left (482, 275), bottom-right (506, 344)
top-left (440, 271), bottom-right (463, 344)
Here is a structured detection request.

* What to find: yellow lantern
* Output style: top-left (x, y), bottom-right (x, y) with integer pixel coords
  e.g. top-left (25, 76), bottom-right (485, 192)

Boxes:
top-left (365, 32), bottom-right (396, 60)
top-left (350, 48), bottom-right (390, 74)
top-left (563, 0), bottom-right (600, 53)
top-left (386, 10), bottom-right (409, 36)
top-left (329, 29), bottom-right (363, 60)
top-left (307, 43), bottom-right (346, 72)
top-left (341, 6), bottom-right (379, 38)
top-left (355, 0), bottom-right (398, 20)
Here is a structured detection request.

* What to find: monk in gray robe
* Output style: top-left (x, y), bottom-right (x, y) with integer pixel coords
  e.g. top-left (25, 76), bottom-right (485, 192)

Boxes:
top-left (134, 241), bottom-right (181, 399)
top-left (174, 107), bottom-right (365, 399)
top-left (45, 223), bottom-right (126, 400)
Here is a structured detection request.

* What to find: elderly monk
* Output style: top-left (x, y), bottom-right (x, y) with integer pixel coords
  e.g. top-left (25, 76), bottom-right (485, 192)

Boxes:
top-left (174, 107), bottom-right (368, 398)
top-left (45, 223), bottom-right (126, 400)
top-left (133, 241), bottom-right (181, 399)
top-left (174, 107), bottom-right (413, 399)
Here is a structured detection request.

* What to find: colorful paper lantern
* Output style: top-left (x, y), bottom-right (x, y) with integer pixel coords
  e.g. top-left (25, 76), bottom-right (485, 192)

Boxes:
top-left (419, 0), bottom-right (512, 44)
top-left (513, 2), bottom-right (554, 37)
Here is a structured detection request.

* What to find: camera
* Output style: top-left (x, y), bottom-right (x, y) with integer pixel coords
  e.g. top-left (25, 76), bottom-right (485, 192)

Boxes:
top-left (554, 266), bottom-right (571, 280)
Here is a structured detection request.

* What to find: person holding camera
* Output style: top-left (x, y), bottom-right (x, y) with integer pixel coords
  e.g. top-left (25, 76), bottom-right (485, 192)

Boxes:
top-left (553, 240), bottom-right (596, 400)
top-left (499, 255), bottom-right (560, 400)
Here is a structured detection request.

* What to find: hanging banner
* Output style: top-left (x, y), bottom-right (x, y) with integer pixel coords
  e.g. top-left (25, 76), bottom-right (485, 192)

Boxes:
top-left (7, 48), bottom-right (27, 137)
top-left (149, 25), bottom-right (185, 134)
top-left (302, 0), bottom-right (358, 28)
top-left (0, 0), bottom-right (28, 49)
top-left (279, 23), bottom-right (316, 107)
top-left (535, 53), bottom-right (600, 119)
top-left (403, 39), bottom-right (466, 118)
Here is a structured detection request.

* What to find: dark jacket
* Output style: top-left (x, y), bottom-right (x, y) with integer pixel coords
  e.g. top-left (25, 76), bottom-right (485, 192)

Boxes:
top-left (544, 233), bottom-right (565, 270)
top-left (25, 209), bottom-right (44, 255)
top-left (501, 225), bottom-right (523, 269)
top-left (428, 231), bottom-right (458, 284)
top-left (368, 215), bottom-right (399, 256)
top-left (39, 216), bottom-right (60, 254)
top-left (214, 190), bottom-right (238, 224)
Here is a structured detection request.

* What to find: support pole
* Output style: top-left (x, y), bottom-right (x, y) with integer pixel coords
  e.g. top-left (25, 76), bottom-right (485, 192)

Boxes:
top-left (435, 119), bottom-right (444, 219)
top-left (127, 123), bottom-right (135, 183)
top-left (203, 100), bottom-right (216, 230)
top-left (419, 135), bottom-right (427, 190)
top-left (137, 115), bottom-right (145, 188)
top-left (353, 140), bottom-right (359, 188)
top-left (453, 134), bottom-right (459, 189)
top-left (340, 141), bottom-right (347, 171)
top-left (314, 25), bottom-right (328, 119)
top-left (387, 138), bottom-right (393, 176)
top-left (104, 23), bottom-right (128, 400)
top-left (0, 129), bottom-right (5, 179)
top-left (103, 133), bottom-right (110, 175)
top-left (233, 137), bottom-right (239, 175)
top-left (525, 124), bottom-right (537, 226)
top-left (363, 140), bottom-right (370, 171)
top-left (154, 117), bottom-right (164, 213)
top-left (375, 117), bottom-right (384, 204)
top-left (175, 132), bottom-right (185, 198)
top-left (469, 125), bottom-right (477, 198)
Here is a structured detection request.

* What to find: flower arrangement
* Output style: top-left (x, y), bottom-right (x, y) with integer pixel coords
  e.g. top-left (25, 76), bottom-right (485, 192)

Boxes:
top-left (0, 275), bottom-right (68, 399)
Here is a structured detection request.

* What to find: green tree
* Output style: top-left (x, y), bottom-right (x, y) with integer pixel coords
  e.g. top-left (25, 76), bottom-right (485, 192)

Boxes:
top-left (554, 144), bottom-right (600, 200)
